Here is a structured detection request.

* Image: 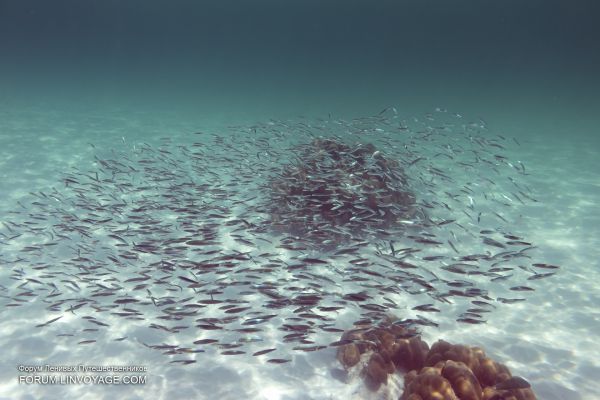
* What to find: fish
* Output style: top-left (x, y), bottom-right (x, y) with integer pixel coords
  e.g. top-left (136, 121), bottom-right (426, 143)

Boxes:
top-left (527, 272), bottom-right (556, 280)
top-left (221, 350), bottom-right (246, 356)
top-left (483, 237), bottom-right (506, 249)
top-left (267, 358), bottom-right (291, 364)
top-left (497, 297), bottom-right (526, 304)
top-left (494, 376), bottom-right (531, 390)
top-left (447, 240), bottom-right (459, 253)
top-left (193, 339), bottom-right (219, 345)
top-left (329, 339), bottom-right (355, 347)
top-left (532, 263), bottom-right (560, 269)
top-left (456, 317), bottom-right (486, 325)
top-left (35, 315), bottom-right (63, 328)
top-left (510, 286), bottom-right (535, 292)
top-left (170, 359), bottom-right (197, 365)
top-left (78, 340), bottom-right (97, 345)
top-left (252, 348), bottom-right (277, 356)
top-left (412, 304), bottom-right (440, 313)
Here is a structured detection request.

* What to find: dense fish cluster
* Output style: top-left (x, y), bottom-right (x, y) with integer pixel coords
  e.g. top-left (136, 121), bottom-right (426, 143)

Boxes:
top-left (266, 137), bottom-right (417, 246)
top-left (0, 109), bottom-right (558, 365)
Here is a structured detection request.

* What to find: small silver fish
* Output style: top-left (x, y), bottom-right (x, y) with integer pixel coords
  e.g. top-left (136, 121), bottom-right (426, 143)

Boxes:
top-left (495, 376), bottom-right (531, 390)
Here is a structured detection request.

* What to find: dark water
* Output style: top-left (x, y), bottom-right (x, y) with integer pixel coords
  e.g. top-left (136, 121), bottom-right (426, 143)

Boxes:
top-left (1, 0), bottom-right (599, 133)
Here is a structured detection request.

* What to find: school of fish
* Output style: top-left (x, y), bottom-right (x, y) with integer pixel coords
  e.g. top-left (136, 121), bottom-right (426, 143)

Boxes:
top-left (0, 108), bottom-right (559, 365)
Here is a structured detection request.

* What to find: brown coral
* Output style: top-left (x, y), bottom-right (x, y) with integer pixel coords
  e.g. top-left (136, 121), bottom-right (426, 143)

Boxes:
top-left (402, 366), bottom-right (457, 400)
top-left (425, 340), bottom-right (511, 388)
top-left (403, 341), bottom-right (536, 400)
top-left (334, 321), bottom-right (536, 400)
top-left (392, 334), bottom-right (430, 373)
top-left (336, 318), bottom-right (429, 392)
top-left (364, 352), bottom-right (395, 391)
top-left (336, 319), bottom-right (427, 370)
top-left (439, 360), bottom-right (482, 400)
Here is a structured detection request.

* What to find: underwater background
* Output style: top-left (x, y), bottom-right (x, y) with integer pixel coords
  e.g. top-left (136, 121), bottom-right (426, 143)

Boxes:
top-left (0, 1), bottom-right (599, 399)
